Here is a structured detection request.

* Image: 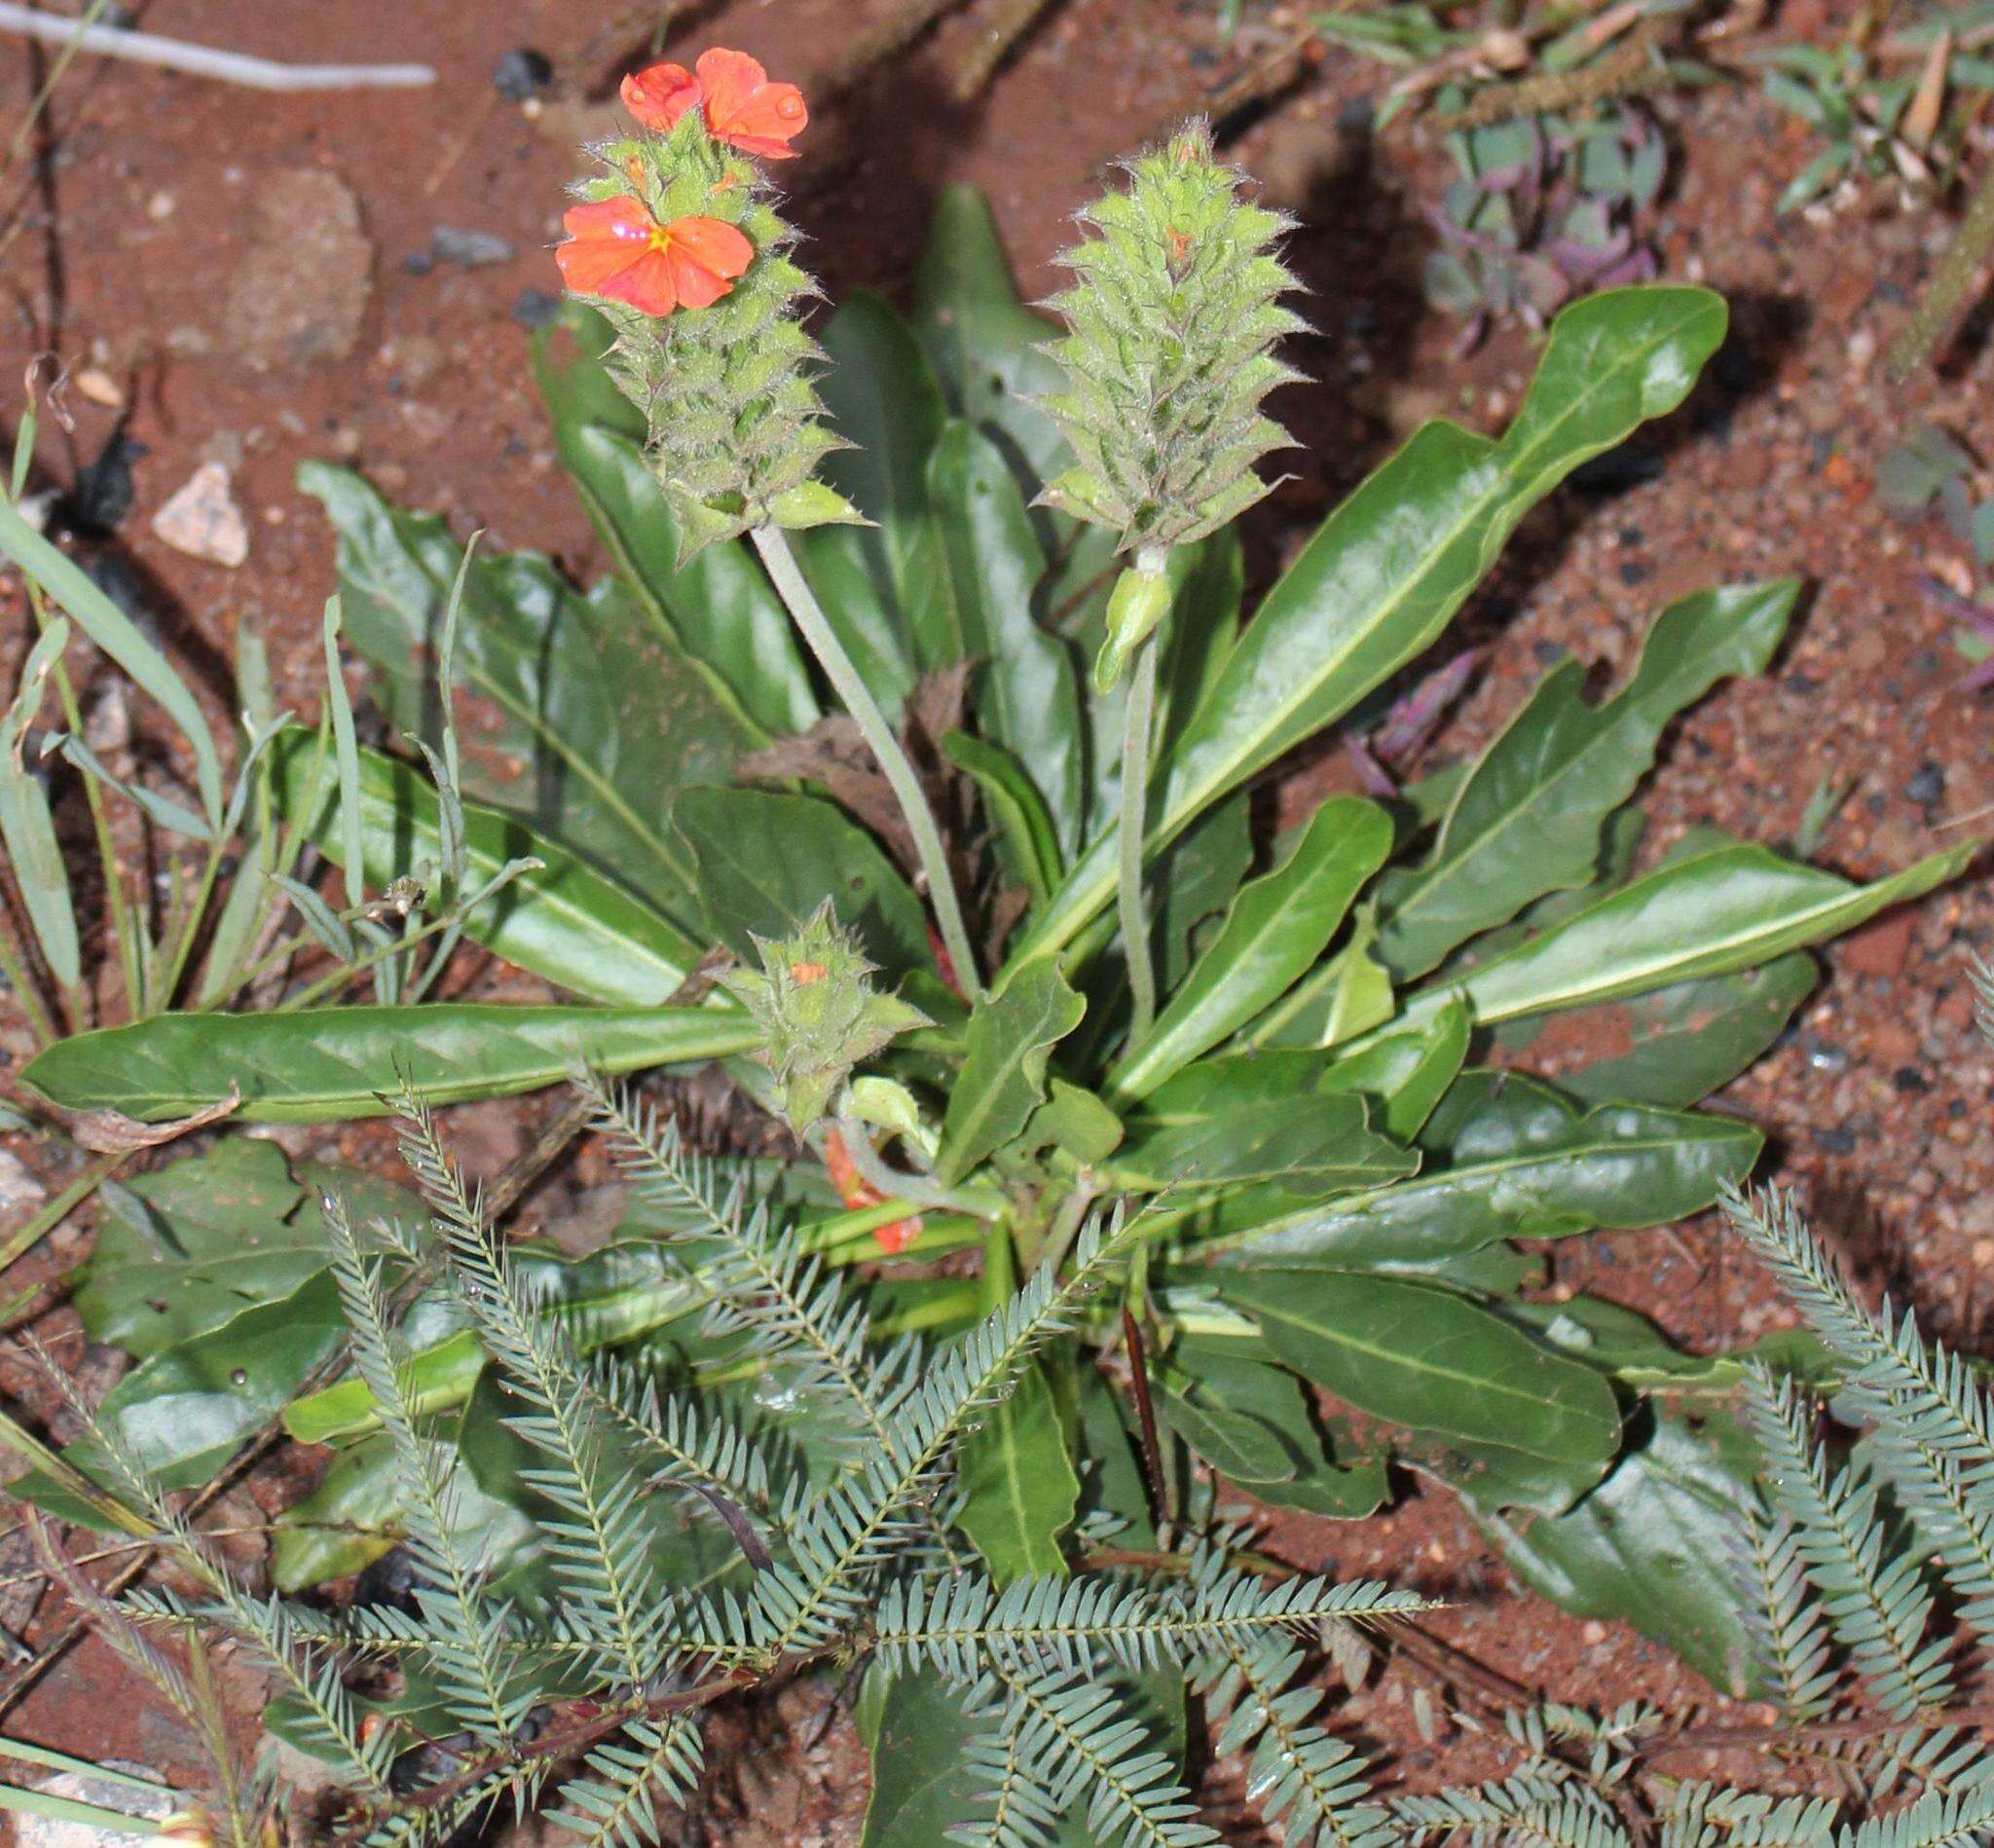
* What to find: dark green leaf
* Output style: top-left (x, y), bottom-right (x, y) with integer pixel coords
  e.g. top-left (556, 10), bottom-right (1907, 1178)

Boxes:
top-left (808, 294), bottom-right (955, 692)
top-left (1377, 579), bottom-right (1797, 978)
top-left (299, 462), bottom-right (749, 930)
top-left (1113, 796), bottom-right (1392, 1099)
top-left (1453, 1403), bottom-right (1771, 1697)
top-left (1559, 951), bottom-right (1818, 1107)
top-left (76, 1139), bottom-right (417, 1357)
top-left (956, 1360), bottom-right (1079, 1582)
top-left (1008, 285), bottom-right (1730, 971)
top-left (1214, 1069), bottom-right (1759, 1268)
top-left (21, 1003), bottom-right (759, 1122)
top-left (930, 421), bottom-right (1085, 853)
top-left (270, 734), bottom-right (702, 1004)
top-left (1114, 1090), bottom-right (1415, 1196)
top-left (939, 960), bottom-right (1087, 1184)
top-left (1214, 1269), bottom-right (1624, 1464)
top-left (675, 785), bottom-right (932, 977)
top-left (941, 730), bottom-right (1063, 910)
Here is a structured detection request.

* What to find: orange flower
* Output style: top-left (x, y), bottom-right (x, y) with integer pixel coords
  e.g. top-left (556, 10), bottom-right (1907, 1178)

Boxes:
top-left (554, 196), bottom-right (753, 317)
top-left (823, 1127), bottom-right (922, 1257)
top-left (620, 47), bottom-right (807, 159)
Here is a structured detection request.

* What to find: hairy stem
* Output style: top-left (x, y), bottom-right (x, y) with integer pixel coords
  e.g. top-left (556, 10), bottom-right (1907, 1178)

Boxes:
top-left (752, 524), bottom-right (982, 1001)
top-left (1118, 631), bottom-right (1161, 1042)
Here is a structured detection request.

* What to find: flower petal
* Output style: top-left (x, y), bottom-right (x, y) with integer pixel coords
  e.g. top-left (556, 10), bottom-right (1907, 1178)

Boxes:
top-left (554, 197), bottom-right (657, 297)
top-left (663, 214), bottom-right (754, 283)
top-left (694, 46), bottom-right (806, 156)
top-left (595, 247), bottom-right (681, 317)
top-left (619, 60), bottom-right (700, 131)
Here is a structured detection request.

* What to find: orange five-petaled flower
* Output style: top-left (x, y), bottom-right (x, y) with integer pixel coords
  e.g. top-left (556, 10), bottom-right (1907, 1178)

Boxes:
top-left (554, 197), bottom-right (753, 317)
top-left (620, 47), bottom-right (807, 159)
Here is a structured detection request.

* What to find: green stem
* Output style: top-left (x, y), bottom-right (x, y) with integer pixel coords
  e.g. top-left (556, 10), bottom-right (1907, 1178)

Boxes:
top-left (1119, 630), bottom-right (1161, 1043)
top-left (0, 917), bottom-right (55, 1049)
top-left (751, 524), bottom-right (983, 1003)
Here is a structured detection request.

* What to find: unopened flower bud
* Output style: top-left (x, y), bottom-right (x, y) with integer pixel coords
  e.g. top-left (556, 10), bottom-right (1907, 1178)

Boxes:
top-left (719, 903), bottom-right (929, 1132)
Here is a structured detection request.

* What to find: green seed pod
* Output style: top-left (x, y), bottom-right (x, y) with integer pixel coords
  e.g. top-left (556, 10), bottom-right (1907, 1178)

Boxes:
top-left (566, 110), bottom-right (858, 560)
top-left (1092, 559), bottom-right (1173, 693)
top-left (1040, 121), bottom-right (1304, 558)
top-left (719, 902), bottom-right (930, 1133)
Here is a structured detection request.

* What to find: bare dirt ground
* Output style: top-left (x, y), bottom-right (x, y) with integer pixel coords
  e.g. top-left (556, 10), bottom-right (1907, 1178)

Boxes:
top-left (2, 0), bottom-right (1992, 1837)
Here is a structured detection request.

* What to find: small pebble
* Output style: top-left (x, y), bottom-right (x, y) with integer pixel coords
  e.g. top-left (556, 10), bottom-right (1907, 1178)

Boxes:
top-left (1815, 1126), bottom-right (1858, 1155)
top-left (492, 47), bottom-right (553, 102)
top-left (151, 461), bottom-right (249, 568)
top-left (72, 366), bottom-right (123, 409)
top-left (1906, 759), bottom-right (1945, 806)
top-left (430, 225), bottom-right (516, 269)
top-left (509, 287), bottom-right (562, 328)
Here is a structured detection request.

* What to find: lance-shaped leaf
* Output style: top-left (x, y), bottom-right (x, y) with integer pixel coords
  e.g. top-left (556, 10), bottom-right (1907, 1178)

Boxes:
top-left (0, 620), bottom-right (79, 989)
top-left (1216, 1268), bottom-right (1623, 1465)
top-left (1113, 1090), bottom-right (1415, 1198)
top-left (1113, 796), bottom-right (1391, 1100)
top-left (677, 785), bottom-right (933, 979)
top-left (1316, 999), bottom-right (1470, 1141)
top-left (1212, 1070), bottom-right (1760, 1268)
top-left (270, 734), bottom-right (701, 1005)
top-left (802, 294), bottom-right (956, 705)
top-left (1376, 578), bottom-right (1797, 979)
top-left (532, 299), bottom-right (819, 740)
top-left (21, 1003), bottom-right (760, 1123)
top-left (1559, 952), bottom-right (1818, 1107)
top-left (930, 420), bottom-right (1085, 854)
top-left (1452, 1402), bottom-right (1772, 1697)
top-left (941, 730), bottom-right (1063, 910)
top-left (955, 1246), bottom-right (1081, 1583)
top-left (939, 961), bottom-right (1087, 1184)
top-left (299, 462), bottom-right (748, 932)
top-left (0, 498), bottom-right (224, 825)
top-left (1400, 835), bottom-right (1974, 1030)
top-left (1004, 284), bottom-right (1729, 974)
top-left (75, 1138), bottom-right (419, 1357)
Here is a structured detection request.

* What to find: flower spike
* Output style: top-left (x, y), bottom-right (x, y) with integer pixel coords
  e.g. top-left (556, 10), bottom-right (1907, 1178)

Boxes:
top-left (555, 55), bottom-right (849, 559)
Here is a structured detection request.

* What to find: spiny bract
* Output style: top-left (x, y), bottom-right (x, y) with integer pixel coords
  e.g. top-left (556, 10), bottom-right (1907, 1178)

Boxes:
top-left (572, 110), bottom-right (852, 559)
top-left (1039, 120), bottom-right (1304, 561)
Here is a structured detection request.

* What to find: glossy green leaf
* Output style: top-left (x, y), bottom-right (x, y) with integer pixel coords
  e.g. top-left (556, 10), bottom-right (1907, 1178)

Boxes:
top-left (1455, 1403), bottom-right (1771, 1697)
top-left (808, 294), bottom-right (955, 692)
top-left (271, 733), bottom-right (701, 1004)
top-left (1215, 1268), bottom-right (1624, 1464)
top-left (1007, 284), bottom-right (1729, 973)
top-left (75, 1138), bottom-right (417, 1357)
top-left (911, 184), bottom-right (1069, 500)
top-left (1377, 579), bottom-right (1796, 978)
top-left (1163, 1342), bottom-right (1309, 1482)
top-left (676, 785), bottom-right (932, 977)
top-left (858, 1669), bottom-right (990, 1848)
top-left (1317, 998), bottom-right (1470, 1140)
top-left (1251, 905), bottom-right (1395, 1050)
top-left (941, 729), bottom-right (1062, 909)
top-left (956, 1246), bottom-right (1080, 1582)
top-left (1154, 795), bottom-right (1253, 993)
top-left (1559, 951), bottom-right (1818, 1107)
top-left (939, 960), bottom-right (1086, 1184)
top-left (34, 1273), bottom-right (347, 1502)
top-left (300, 462), bottom-right (749, 930)
top-left (1114, 1089), bottom-right (1415, 1196)
top-left (1215, 1069), bottom-right (1759, 1268)
top-left (21, 1002), bottom-right (759, 1122)
top-left (1114, 796), bottom-right (1392, 1099)
top-left (270, 1430), bottom-right (404, 1589)
top-left (931, 421), bottom-right (1085, 852)
top-left (1410, 835), bottom-right (1974, 1029)
top-left (532, 300), bottom-right (818, 739)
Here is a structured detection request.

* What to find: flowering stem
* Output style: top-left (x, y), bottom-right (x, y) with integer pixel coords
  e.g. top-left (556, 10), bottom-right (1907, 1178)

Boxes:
top-left (751, 525), bottom-right (982, 1002)
top-left (1118, 628), bottom-right (1162, 1043)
